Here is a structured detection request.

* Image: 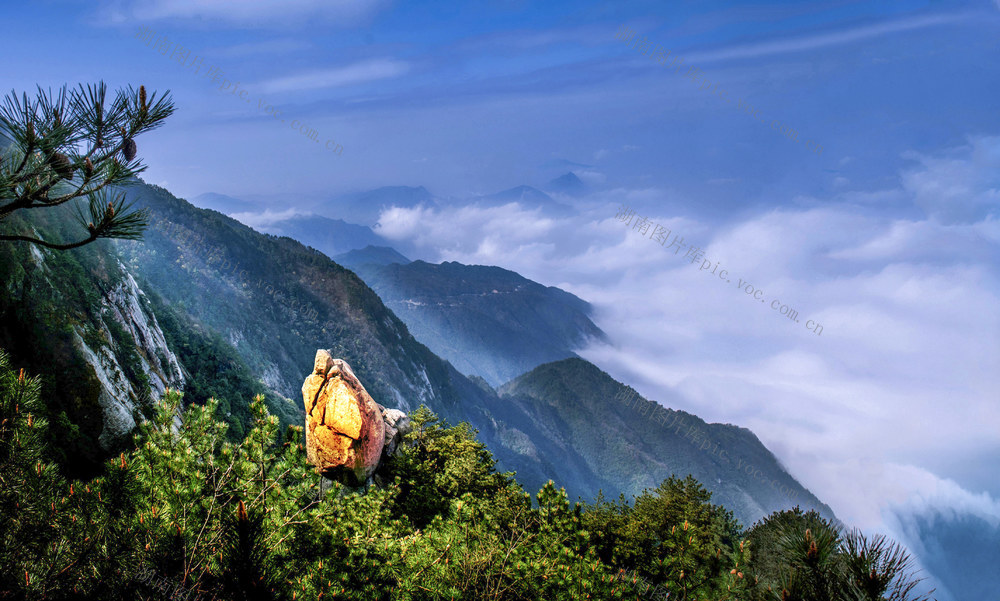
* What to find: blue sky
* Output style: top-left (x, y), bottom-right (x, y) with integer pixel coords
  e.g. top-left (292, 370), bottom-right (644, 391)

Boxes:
top-left (4, 0), bottom-right (997, 203)
top-left (4, 1), bottom-right (999, 598)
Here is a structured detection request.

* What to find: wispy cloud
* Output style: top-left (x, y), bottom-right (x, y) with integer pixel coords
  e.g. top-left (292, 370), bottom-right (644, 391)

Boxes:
top-left (258, 59), bottom-right (409, 94)
top-left (685, 12), bottom-right (970, 65)
top-left (229, 208), bottom-right (307, 229)
top-left (210, 38), bottom-right (312, 59)
top-left (111, 0), bottom-right (388, 25)
top-left (900, 135), bottom-right (1000, 224)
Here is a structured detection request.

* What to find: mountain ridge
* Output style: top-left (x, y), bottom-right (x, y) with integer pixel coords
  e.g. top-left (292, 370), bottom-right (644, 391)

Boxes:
top-left (497, 357), bottom-right (835, 525)
top-left (349, 258), bottom-right (608, 386)
top-left (0, 177), bottom-right (831, 528)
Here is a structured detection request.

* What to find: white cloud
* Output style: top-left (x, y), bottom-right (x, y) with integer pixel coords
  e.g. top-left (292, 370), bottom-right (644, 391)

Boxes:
top-left (686, 12), bottom-right (970, 66)
top-left (229, 208), bottom-right (306, 229)
top-left (373, 136), bottom-right (1000, 548)
top-left (375, 203), bottom-right (560, 265)
top-left (575, 169), bottom-right (606, 185)
top-left (118, 0), bottom-right (387, 24)
top-left (900, 135), bottom-right (1000, 223)
top-left (826, 217), bottom-right (1000, 263)
top-left (211, 38), bottom-right (312, 59)
top-left (259, 59), bottom-right (409, 94)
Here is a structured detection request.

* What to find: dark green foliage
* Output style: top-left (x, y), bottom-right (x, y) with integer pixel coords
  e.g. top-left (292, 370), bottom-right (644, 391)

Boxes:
top-left (142, 287), bottom-right (299, 439)
top-left (745, 509), bottom-right (934, 601)
top-left (0, 349), bottom-right (143, 599)
top-left (842, 530), bottom-right (935, 601)
top-left (583, 477), bottom-right (751, 600)
top-left (381, 405), bottom-right (520, 529)
top-left (219, 500), bottom-right (284, 601)
top-left (746, 507), bottom-right (835, 588)
top-left (0, 354), bottom-right (932, 601)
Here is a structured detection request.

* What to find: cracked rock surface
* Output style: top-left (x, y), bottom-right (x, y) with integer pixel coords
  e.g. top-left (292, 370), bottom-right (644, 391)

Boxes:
top-left (302, 350), bottom-right (385, 485)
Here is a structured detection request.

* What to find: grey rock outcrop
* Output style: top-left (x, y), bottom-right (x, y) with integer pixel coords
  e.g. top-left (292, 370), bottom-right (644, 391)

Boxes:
top-left (75, 263), bottom-right (185, 449)
top-left (380, 407), bottom-right (412, 458)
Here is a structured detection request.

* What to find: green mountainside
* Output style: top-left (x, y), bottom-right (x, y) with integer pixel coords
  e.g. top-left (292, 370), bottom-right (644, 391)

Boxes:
top-left (252, 214), bottom-right (388, 259)
top-left (497, 358), bottom-right (834, 526)
top-left (1, 177), bottom-right (829, 529)
top-left (348, 259), bottom-right (608, 386)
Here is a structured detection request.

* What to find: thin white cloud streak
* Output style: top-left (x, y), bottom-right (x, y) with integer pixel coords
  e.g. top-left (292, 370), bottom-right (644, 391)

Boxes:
top-left (681, 12), bottom-right (971, 66)
top-left (210, 38), bottom-right (312, 59)
top-left (258, 59), bottom-right (409, 94)
top-left (121, 0), bottom-right (387, 24)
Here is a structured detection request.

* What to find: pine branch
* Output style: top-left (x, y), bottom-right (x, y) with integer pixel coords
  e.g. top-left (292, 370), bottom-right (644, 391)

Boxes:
top-left (0, 81), bottom-right (173, 251)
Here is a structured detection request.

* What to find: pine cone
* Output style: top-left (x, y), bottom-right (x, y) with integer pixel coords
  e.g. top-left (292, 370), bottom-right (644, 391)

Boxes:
top-left (84, 157), bottom-right (94, 178)
top-left (46, 151), bottom-right (74, 180)
top-left (122, 138), bottom-right (137, 161)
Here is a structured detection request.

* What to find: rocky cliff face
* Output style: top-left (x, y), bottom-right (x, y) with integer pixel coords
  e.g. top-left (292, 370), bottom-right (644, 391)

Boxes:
top-left (75, 262), bottom-right (184, 449)
top-left (0, 221), bottom-right (185, 461)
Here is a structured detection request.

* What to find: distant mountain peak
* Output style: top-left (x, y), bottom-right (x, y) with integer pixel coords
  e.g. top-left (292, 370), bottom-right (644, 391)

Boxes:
top-left (472, 185), bottom-right (575, 216)
top-left (334, 245), bottom-right (411, 269)
top-left (191, 192), bottom-right (261, 214)
top-left (489, 185), bottom-right (551, 202)
top-left (546, 172), bottom-right (588, 197)
top-left (357, 185), bottom-right (434, 205)
top-left (345, 259), bottom-right (605, 386)
top-left (240, 213), bottom-right (387, 258)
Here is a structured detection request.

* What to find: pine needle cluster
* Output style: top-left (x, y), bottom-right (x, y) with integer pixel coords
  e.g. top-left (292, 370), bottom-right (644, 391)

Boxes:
top-left (0, 82), bottom-right (174, 250)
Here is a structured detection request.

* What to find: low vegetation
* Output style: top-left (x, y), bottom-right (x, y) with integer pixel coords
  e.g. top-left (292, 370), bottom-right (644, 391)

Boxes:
top-left (0, 350), bottom-right (933, 600)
